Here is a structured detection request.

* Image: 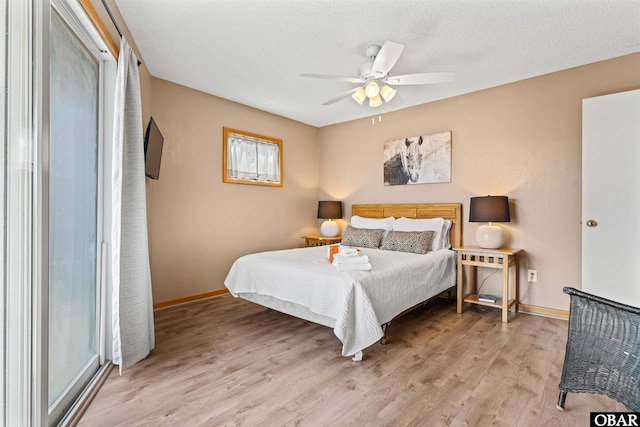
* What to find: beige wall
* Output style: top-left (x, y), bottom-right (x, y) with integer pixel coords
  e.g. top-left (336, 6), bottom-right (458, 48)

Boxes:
top-left (147, 78), bottom-right (319, 303)
top-left (317, 53), bottom-right (640, 311)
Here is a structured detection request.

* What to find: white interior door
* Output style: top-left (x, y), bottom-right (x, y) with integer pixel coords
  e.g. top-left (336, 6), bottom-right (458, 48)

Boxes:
top-left (582, 89), bottom-right (640, 307)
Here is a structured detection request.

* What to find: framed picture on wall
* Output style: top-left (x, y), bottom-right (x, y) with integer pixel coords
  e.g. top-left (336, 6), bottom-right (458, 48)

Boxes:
top-left (383, 131), bottom-right (451, 186)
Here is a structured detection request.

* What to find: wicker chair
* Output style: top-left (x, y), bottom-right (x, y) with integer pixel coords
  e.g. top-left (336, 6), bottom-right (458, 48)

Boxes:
top-left (557, 287), bottom-right (640, 411)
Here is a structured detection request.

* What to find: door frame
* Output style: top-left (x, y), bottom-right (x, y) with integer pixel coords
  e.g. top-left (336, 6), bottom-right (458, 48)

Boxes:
top-left (47, 1), bottom-right (116, 425)
top-left (3, 0), bottom-right (116, 425)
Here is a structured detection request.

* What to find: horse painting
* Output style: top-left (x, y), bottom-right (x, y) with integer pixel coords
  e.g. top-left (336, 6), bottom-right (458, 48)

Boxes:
top-left (384, 136), bottom-right (423, 185)
top-left (383, 132), bottom-right (452, 185)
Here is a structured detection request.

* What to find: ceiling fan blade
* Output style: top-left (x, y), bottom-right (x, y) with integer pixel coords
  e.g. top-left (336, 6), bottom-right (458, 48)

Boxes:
top-left (371, 41), bottom-right (405, 76)
top-left (300, 73), bottom-right (364, 84)
top-left (385, 72), bottom-right (456, 86)
top-left (322, 87), bottom-right (361, 105)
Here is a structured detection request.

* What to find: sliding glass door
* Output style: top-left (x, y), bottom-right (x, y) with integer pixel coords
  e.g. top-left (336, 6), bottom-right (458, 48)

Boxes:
top-left (4, 1), bottom-right (115, 424)
top-left (48, 6), bottom-right (102, 422)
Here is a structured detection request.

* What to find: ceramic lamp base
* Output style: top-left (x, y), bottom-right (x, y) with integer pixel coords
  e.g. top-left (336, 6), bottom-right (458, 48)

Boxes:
top-left (320, 220), bottom-right (339, 237)
top-left (475, 224), bottom-right (505, 249)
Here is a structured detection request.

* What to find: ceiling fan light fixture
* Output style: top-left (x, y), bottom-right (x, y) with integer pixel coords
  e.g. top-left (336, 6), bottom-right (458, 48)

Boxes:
top-left (303, 40), bottom-right (455, 108)
top-left (369, 94), bottom-right (382, 108)
top-left (365, 81), bottom-right (380, 98)
top-left (351, 87), bottom-right (367, 105)
top-left (380, 85), bottom-right (397, 102)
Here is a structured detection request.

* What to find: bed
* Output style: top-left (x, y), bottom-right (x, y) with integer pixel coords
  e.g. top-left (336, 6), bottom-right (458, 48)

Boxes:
top-left (224, 203), bottom-right (462, 361)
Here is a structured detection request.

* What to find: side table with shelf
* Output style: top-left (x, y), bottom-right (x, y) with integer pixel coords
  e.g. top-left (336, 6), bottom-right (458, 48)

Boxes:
top-left (304, 236), bottom-right (342, 247)
top-left (454, 246), bottom-right (522, 323)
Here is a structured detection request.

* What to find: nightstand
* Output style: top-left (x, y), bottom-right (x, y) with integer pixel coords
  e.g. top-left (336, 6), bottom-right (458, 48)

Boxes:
top-left (304, 236), bottom-right (342, 247)
top-left (454, 246), bottom-right (522, 323)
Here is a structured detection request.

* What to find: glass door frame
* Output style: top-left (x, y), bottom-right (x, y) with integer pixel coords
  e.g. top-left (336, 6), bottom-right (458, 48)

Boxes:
top-left (4, 0), bottom-right (49, 425)
top-left (47, 0), bottom-right (115, 424)
top-left (3, 0), bottom-right (116, 425)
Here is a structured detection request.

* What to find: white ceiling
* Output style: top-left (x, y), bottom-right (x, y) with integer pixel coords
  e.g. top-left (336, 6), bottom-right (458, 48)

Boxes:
top-left (114, 0), bottom-right (640, 128)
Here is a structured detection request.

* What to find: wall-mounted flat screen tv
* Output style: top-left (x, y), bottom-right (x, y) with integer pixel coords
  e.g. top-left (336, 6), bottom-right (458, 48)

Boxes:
top-left (144, 117), bottom-right (164, 180)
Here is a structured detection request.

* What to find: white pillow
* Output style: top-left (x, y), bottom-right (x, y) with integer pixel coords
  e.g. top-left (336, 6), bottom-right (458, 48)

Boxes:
top-left (350, 215), bottom-right (395, 231)
top-left (441, 219), bottom-right (452, 250)
top-left (393, 217), bottom-right (451, 250)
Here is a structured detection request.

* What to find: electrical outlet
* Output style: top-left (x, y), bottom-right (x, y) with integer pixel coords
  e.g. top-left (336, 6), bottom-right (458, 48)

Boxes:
top-left (528, 269), bottom-right (537, 283)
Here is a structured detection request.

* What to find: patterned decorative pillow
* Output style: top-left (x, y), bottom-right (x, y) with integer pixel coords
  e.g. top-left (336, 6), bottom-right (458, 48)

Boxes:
top-left (379, 230), bottom-right (435, 254)
top-left (341, 225), bottom-right (385, 248)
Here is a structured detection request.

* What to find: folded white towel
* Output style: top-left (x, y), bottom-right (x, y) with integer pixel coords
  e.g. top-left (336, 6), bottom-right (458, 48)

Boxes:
top-left (338, 246), bottom-right (359, 256)
top-left (334, 262), bottom-right (372, 271)
top-left (332, 254), bottom-right (370, 264)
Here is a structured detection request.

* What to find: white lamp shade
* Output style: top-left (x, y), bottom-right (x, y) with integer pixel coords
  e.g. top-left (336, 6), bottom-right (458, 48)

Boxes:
top-left (351, 87), bottom-right (366, 105)
top-left (320, 220), bottom-right (340, 237)
top-left (365, 81), bottom-right (380, 98)
top-left (379, 85), bottom-right (396, 102)
top-left (368, 94), bottom-right (382, 107)
top-left (475, 224), bottom-right (505, 249)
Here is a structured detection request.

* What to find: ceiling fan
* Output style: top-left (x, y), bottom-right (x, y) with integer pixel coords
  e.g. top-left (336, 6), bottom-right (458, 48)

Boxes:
top-left (301, 40), bottom-right (455, 108)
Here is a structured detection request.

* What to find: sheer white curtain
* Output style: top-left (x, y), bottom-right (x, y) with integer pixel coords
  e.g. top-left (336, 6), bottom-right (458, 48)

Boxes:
top-left (111, 37), bottom-right (154, 370)
top-left (227, 134), bottom-right (280, 182)
top-left (257, 141), bottom-right (280, 182)
top-left (227, 135), bottom-right (256, 180)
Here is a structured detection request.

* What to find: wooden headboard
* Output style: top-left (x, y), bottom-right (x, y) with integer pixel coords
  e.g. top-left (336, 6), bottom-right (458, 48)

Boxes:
top-left (351, 203), bottom-right (462, 249)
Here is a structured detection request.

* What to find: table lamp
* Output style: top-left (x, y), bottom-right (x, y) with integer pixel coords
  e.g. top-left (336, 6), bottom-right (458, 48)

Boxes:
top-left (317, 201), bottom-right (342, 237)
top-left (469, 196), bottom-right (510, 249)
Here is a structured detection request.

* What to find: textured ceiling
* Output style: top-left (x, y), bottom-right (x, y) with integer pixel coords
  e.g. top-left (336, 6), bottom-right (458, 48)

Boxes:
top-left (114, 0), bottom-right (640, 127)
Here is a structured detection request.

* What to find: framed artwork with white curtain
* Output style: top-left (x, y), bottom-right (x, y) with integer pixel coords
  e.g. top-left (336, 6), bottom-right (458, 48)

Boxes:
top-left (223, 127), bottom-right (283, 187)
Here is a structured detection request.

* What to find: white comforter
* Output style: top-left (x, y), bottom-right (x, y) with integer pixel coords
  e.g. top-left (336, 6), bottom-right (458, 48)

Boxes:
top-left (224, 246), bottom-right (456, 357)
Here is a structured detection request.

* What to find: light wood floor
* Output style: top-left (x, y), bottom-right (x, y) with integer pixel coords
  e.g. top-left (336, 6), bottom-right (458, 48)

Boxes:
top-left (78, 294), bottom-right (625, 426)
